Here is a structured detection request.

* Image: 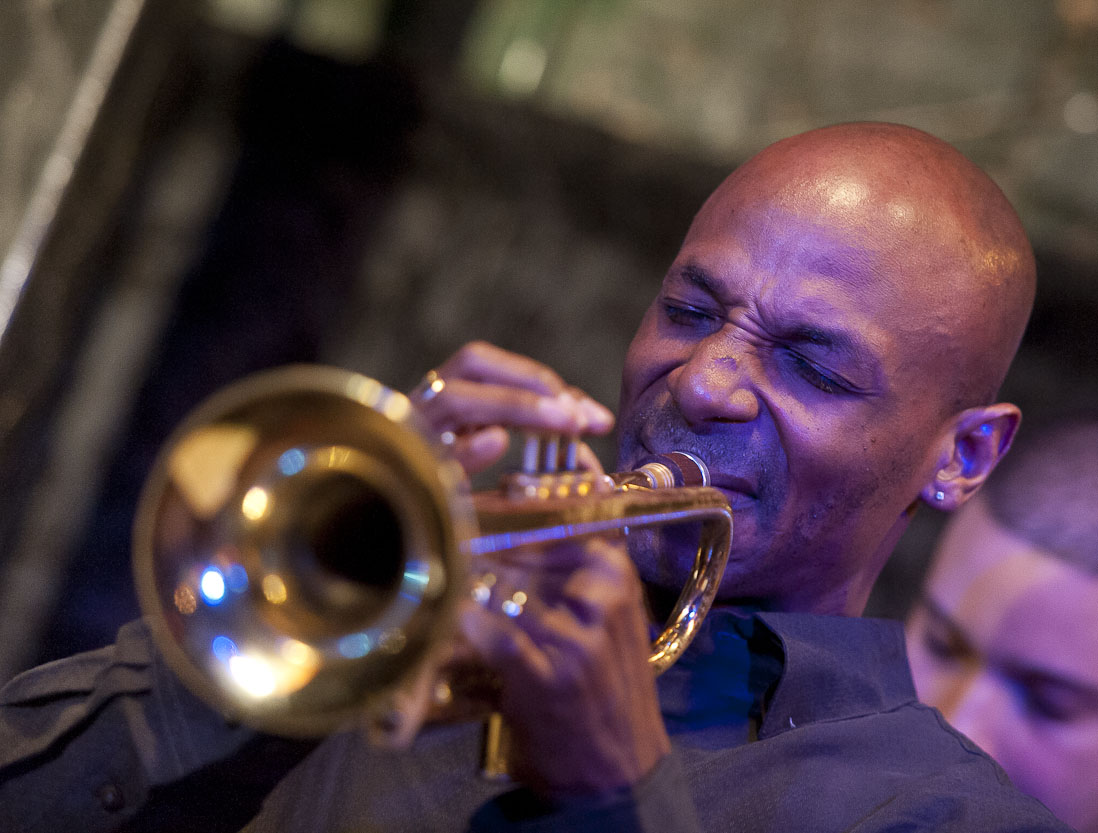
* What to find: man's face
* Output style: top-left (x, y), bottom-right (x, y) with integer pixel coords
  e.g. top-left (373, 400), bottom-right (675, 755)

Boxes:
top-left (617, 165), bottom-right (962, 614)
top-left (906, 498), bottom-right (1098, 833)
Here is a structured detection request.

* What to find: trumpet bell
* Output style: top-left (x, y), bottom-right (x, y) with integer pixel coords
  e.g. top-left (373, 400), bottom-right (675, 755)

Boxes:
top-left (133, 366), bottom-right (474, 736)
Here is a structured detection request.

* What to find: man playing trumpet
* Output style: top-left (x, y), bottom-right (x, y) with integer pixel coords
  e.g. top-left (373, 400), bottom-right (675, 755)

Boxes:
top-left (0, 122), bottom-right (1072, 831)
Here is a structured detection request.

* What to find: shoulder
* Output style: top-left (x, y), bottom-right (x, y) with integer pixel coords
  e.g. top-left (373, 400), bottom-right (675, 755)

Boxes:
top-left (681, 702), bottom-right (1070, 831)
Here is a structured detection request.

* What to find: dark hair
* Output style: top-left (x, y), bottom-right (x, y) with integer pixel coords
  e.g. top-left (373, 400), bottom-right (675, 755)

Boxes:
top-left (982, 416), bottom-right (1098, 576)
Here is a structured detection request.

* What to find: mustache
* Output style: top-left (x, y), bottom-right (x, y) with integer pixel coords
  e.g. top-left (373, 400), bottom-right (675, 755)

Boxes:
top-left (623, 400), bottom-right (779, 500)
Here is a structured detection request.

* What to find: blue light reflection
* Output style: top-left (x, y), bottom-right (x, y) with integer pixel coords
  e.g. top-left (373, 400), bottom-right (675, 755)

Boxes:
top-left (338, 632), bottom-right (373, 659)
top-left (402, 559), bottom-right (430, 588)
top-left (278, 448), bottom-right (307, 476)
top-left (226, 564), bottom-right (249, 594)
top-left (212, 635), bottom-right (238, 663)
top-left (200, 567), bottom-right (227, 604)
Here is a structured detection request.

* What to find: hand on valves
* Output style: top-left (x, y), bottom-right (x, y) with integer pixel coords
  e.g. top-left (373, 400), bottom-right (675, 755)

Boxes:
top-left (408, 341), bottom-right (671, 799)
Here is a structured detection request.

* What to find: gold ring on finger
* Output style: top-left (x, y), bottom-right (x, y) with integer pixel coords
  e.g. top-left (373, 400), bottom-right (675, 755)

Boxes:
top-left (413, 369), bottom-right (446, 403)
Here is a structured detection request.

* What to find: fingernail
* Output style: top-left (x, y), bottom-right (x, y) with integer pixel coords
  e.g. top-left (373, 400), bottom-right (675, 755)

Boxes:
top-left (581, 398), bottom-right (614, 431)
top-left (536, 394), bottom-right (573, 426)
top-left (537, 391), bottom-right (586, 431)
top-left (562, 392), bottom-right (589, 432)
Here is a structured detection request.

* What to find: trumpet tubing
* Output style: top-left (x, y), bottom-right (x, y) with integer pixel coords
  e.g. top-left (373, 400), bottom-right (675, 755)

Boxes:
top-left (133, 366), bottom-right (731, 737)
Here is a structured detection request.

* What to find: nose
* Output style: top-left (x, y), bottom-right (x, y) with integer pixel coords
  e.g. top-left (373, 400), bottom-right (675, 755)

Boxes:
top-left (667, 335), bottom-right (760, 425)
top-left (939, 670), bottom-right (1006, 761)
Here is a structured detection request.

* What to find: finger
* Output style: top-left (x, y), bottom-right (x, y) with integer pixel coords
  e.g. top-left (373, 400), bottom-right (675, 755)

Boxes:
top-left (449, 426), bottom-right (510, 475)
top-left (463, 567), bottom-right (585, 662)
top-left (560, 565), bottom-right (637, 628)
top-left (361, 651), bottom-right (443, 749)
top-left (573, 441), bottom-right (606, 473)
top-left (420, 377), bottom-right (612, 436)
top-left (421, 343), bottom-right (615, 436)
top-left (465, 549), bottom-right (621, 666)
top-left (566, 386), bottom-right (618, 439)
top-left (437, 341), bottom-right (570, 396)
top-left (459, 601), bottom-right (556, 683)
top-left (464, 579), bottom-right (645, 722)
top-left (551, 539), bottom-right (645, 627)
top-left (502, 598), bottom-right (592, 665)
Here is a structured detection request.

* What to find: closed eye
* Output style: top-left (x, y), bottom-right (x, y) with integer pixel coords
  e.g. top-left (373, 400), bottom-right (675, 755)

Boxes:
top-left (1011, 670), bottom-right (1098, 725)
top-left (1020, 682), bottom-right (1078, 723)
top-left (784, 350), bottom-right (846, 395)
top-left (662, 302), bottom-right (722, 333)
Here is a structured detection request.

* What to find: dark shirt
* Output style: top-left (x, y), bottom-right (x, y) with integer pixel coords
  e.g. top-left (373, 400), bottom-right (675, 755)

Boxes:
top-left (670, 611), bottom-right (1073, 832)
top-left (0, 610), bottom-right (1073, 832)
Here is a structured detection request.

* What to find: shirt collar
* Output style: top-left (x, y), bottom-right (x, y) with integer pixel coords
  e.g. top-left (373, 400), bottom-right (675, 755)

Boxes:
top-left (752, 610), bottom-right (918, 739)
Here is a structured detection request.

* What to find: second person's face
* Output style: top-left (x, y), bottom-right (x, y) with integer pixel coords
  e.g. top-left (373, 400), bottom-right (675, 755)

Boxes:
top-left (907, 497), bottom-right (1098, 833)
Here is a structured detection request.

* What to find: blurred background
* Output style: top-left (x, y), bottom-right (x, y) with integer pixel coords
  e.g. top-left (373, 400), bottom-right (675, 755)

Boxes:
top-left (0, 0), bottom-right (1095, 683)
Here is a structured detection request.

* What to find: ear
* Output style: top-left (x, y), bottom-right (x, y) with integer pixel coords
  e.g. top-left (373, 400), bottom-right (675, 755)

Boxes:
top-left (920, 403), bottom-right (1020, 511)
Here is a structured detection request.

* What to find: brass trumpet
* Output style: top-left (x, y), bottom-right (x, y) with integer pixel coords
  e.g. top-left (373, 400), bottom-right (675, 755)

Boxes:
top-left (133, 365), bottom-right (731, 743)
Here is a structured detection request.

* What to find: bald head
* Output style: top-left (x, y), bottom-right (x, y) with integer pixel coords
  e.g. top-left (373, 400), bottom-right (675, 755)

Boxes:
top-left (709, 122), bottom-right (1035, 412)
top-left (620, 122), bottom-right (1036, 613)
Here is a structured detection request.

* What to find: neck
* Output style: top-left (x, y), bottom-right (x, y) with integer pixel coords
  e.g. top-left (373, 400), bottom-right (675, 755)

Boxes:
top-left (644, 506), bottom-right (914, 622)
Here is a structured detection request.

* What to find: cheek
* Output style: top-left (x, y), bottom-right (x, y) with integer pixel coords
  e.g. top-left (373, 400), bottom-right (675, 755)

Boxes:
top-left (997, 724), bottom-right (1098, 822)
top-left (784, 418), bottom-right (925, 514)
top-left (623, 307), bottom-right (673, 372)
top-left (771, 418), bottom-right (880, 518)
top-left (619, 316), bottom-right (689, 435)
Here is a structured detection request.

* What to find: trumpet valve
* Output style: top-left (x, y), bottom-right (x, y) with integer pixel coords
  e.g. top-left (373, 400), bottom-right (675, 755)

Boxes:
top-left (498, 470), bottom-right (614, 501)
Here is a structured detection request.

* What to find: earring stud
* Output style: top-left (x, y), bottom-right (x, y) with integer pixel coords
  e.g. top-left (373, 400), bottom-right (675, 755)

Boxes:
top-left (934, 490), bottom-right (945, 502)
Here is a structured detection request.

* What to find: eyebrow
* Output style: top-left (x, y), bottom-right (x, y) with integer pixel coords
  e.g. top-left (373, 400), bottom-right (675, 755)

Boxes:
top-left (917, 594), bottom-right (1098, 703)
top-left (801, 247), bottom-right (882, 286)
top-left (916, 594), bottom-right (977, 658)
top-left (918, 594), bottom-right (973, 645)
top-left (680, 262), bottom-right (724, 296)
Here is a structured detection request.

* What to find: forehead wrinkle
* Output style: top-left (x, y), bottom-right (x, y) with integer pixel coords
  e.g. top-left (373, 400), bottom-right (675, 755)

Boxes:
top-left (797, 244), bottom-right (891, 291)
top-left (742, 198), bottom-right (901, 290)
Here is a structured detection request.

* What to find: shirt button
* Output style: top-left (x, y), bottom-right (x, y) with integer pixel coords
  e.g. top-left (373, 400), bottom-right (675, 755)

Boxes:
top-left (96, 782), bottom-right (125, 811)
